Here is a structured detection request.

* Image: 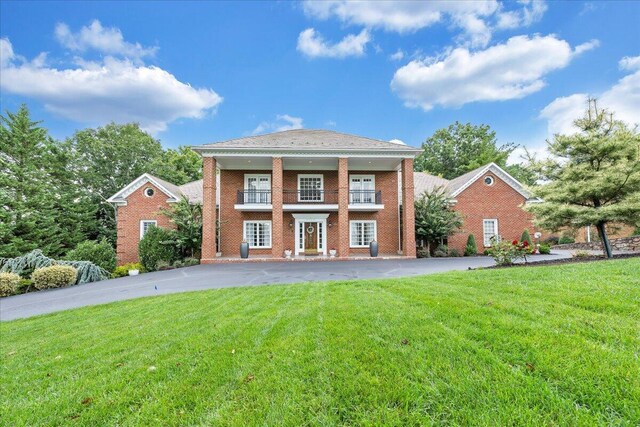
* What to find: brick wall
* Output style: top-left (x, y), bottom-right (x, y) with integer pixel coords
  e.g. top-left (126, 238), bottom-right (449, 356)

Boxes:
top-left (447, 172), bottom-right (541, 254)
top-left (115, 182), bottom-right (174, 265)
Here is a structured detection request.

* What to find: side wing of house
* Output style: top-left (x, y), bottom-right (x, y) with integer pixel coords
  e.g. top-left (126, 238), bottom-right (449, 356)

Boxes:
top-left (446, 163), bottom-right (542, 253)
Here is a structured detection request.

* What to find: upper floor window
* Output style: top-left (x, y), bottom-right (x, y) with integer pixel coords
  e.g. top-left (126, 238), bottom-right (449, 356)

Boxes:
top-left (140, 220), bottom-right (157, 240)
top-left (350, 175), bottom-right (375, 204)
top-left (484, 175), bottom-right (494, 186)
top-left (244, 174), bottom-right (271, 204)
top-left (298, 174), bottom-right (323, 202)
top-left (143, 187), bottom-right (155, 197)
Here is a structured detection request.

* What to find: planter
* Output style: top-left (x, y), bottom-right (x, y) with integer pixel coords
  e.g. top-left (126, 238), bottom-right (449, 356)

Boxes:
top-left (240, 241), bottom-right (249, 259)
top-left (128, 269), bottom-right (139, 276)
top-left (369, 240), bottom-right (379, 257)
top-left (329, 249), bottom-right (337, 258)
top-left (284, 250), bottom-right (292, 259)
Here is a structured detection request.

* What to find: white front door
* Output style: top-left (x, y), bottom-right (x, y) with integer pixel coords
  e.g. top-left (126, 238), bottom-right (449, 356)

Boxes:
top-left (293, 214), bottom-right (328, 256)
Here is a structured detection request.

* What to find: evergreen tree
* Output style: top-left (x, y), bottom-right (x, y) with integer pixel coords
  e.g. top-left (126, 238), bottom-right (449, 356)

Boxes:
top-left (464, 234), bottom-right (478, 256)
top-left (527, 99), bottom-right (640, 258)
top-left (414, 188), bottom-right (463, 253)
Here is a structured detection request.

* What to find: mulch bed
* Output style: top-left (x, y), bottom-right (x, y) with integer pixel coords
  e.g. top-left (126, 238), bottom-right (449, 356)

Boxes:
top-left (481, 252), bottom-right (640, 269)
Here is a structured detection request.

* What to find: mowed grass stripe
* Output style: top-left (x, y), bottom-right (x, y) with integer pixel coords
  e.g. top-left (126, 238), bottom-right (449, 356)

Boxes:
top-left (1, 258), bottom-right (639, 426)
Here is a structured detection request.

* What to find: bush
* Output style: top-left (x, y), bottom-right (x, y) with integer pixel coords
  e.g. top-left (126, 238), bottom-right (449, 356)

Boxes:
top-left (433, 244), bottom-right (448, 257)
top-left (558, 235), bottom-right (576, 245)
top-left (572, 250), bottom-right (591, 258)
top-left (449, 248), bottom-right (460, 257)
top-left (182, 257), bottom-right (200, 267)
top-left (0, 250), bottom-right (108, 284)
top-left (17, 279), bottom-right (34, 294)
top-left (416, 247), bottom-right (430, 258)
top-left (65, 239), bottom-right (116, 273)
top-left (0, 272), bottom-right (20, 297)
top-left (538, 244), bottom-right (551, 255)
top-left (31, 265), bottom-right (77, 290)
top-left (138, 226), bottom-right (179, 272)
top-left (464, 234), bottom-right (477, 256)
top-left (520, 229), bottom-right (534, 253)
top-left (543, 235), bottom-right (559, 245)
top-left (113, 263), bottom-right (145, 278)
top-left (487, 238), bottom-right (530, 266)
top-left (156, 260), bottom-right (173, 270)
top-left (632, 227), bottom-right (640, 236)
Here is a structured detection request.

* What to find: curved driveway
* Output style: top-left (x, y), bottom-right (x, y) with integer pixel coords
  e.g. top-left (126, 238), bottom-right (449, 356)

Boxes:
top-left (1, 253), bottom-right (571, 321)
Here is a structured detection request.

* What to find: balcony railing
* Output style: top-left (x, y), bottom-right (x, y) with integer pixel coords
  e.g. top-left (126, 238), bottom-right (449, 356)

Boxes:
top-left (283, 189), bottom-right (339, 204)
top-left (237, 190), bottom-right (272, 204)
top-left (349, 190), bottom-right (382, 204)
top-left (236, 189), bottom-right (382, 205)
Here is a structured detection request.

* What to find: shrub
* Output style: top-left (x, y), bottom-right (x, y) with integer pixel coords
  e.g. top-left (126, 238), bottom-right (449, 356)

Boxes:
top-left (17, 279), bottom-right (34, 294)
top-left (113, 263), bottom-right (145, 278)
top-left (138, 226), bottom-right (179, 272)
top-left (0, 272), bottom-right (20, 297)
top-left (156, 260), bottom-right (173, 270)
top-left (572, 250), bottom-right (591, 259)
top-left (416, 247), bottom-right (430, 258)
top-left (558, 235), bottom-right (576, 245)
top-left (538, 244), bottom-right (551, 255)
top-left (543, 235), bottom-right (559, 245)
top-left (487, 238), bottom-right (530, 266)
top-left (449, 248), bottom-right (460, 257)
top-left (632, 227), bottom-right (640, 236)
top-left (433, 244), bottom-right (448, 257)
top-left (0, 250), bottom-right (108, 284)
top-left (65, 239), bottom-right (116, 273)
top-left (31, 265), bottom-right (77, 290)
top-left (520, 229), bottom-right (535, 253)
top-left (464, 234), bottom-right (477, 256)
top-left (182, 257), bottom-right (200, 267)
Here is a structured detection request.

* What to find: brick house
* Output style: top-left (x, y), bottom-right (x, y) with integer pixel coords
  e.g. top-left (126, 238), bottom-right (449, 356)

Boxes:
top-left (414, 163), bottom-right (543, 253)
top-left (109, 130), bottom-right (421, 263)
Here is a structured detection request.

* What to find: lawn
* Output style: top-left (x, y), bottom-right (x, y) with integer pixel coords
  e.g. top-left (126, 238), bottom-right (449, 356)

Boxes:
top-left (1, 259), bottom-right (639, 426)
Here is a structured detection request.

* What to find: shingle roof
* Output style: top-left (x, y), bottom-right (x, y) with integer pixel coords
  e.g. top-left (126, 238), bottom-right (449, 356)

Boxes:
top-left (413, 172), bottom-right (450, 197)
top-left (193, 129), bottom-right (421, 152)
top-left (178, 179), bottom-right (204, 204)
top-left (447, 165), bottom-right (489, 194)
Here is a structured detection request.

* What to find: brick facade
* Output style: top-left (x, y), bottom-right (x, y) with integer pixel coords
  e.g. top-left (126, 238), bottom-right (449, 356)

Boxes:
top-left (115, 182), bottom-right (174, 265)
top-left (447, 172), bottom-right (540, 254)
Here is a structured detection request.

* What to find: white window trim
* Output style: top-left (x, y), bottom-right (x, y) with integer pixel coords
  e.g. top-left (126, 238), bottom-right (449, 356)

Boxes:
top-left (140, 220), bottom-right (157, 240)
top-left (243, 174), bottom-right (271, 190)
top-left (349, 174), bottom-right (375, 189)
top-left (143, 187), bottom-right (155, 198)
top-left (349, 220), bottom-right (377, 248)
top-left (243, 220), bottom-right (272, 249)
top-left (297, 174), bottom-right (324, 202)
top-left (483, 219), bottom-right (498, 247)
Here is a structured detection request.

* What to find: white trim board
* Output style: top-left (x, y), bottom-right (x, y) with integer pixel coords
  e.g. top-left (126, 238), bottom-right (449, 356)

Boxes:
top-left (108, 173), bottom-right (180, 203)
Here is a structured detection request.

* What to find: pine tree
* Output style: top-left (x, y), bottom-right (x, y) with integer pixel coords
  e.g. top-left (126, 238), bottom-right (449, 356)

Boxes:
top-left (464, 234), bottom-right (478, 256)
top-left (527, 99), bottom-right (640, 258)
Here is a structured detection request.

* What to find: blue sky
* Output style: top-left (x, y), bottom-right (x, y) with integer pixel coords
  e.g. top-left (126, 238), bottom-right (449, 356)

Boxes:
top-left (1, 1), bottom-right (638, 161)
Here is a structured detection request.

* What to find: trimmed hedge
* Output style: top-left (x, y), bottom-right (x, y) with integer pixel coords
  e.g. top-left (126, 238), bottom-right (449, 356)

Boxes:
top-left (0, 272), bottom-right (20, 297)
top-left (31, 265), bottom-right (78, 290)
top-left (65, 239), bottom-right (116, 273)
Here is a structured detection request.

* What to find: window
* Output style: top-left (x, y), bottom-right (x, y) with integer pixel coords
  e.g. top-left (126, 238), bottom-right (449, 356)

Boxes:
top-left (484, 176), bottom-right (494, 186)
top-left (244, 174), bottom-right (271, 204)
top-left (140, 220), bottom-right (157, 239)
top-left (350, 220), bottom-right (377, 247)
top-left (243, 221), bottom-right (272, 248)
top-left (144, 187), bottom-right (154, 197)
top-left (298, 174), bottom-right (323, 202)
top-left (350, 175), bottom-right (375, 203)
top-left (483, 219), bottom-right (498, 246)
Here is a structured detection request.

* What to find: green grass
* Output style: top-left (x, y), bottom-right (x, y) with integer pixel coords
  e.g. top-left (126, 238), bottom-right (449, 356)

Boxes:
top-left (1, 259), bottom-right (639, 426)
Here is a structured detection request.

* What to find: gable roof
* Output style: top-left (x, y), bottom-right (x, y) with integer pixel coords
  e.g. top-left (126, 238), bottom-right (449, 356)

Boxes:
top-left (107, 174), bottom-right (218, 205)
top-left (413, 163), bottom-right (536, 201)
top-left (192, 129), bottom-right (422, 155)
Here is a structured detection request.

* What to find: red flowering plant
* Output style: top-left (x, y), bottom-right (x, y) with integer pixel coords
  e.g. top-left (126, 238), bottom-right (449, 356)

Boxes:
top-left (487, 237), bottom-right (530, 266)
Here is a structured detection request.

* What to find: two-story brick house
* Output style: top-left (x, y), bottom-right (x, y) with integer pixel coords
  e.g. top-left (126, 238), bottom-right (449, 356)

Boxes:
top-left (109, 130), bottom-right (421, 263)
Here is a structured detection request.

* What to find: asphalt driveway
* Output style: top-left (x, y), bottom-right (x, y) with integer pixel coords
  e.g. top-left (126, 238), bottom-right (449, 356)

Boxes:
top-left (1, 253), bottom-right (572, 321)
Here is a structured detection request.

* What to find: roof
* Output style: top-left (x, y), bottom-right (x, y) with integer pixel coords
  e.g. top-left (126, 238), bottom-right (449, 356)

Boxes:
top-left (178, 179), bottom-right (204, 204)
top-left (107, 174), bottom-right (219, 205)
top-left (413, 163), bottom-right (535, 200)
top-left (192, 129), bottom-right (422, 154)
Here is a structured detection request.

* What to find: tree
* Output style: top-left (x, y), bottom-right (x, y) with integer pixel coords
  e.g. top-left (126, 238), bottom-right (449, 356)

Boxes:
top-left (160, 196), bottom-right (203, 258)
top-left (527, 99), bottom-right (640, 258)
top-left (414, 188), bottom-right (463, 253)
top-left (464, 234), bottom-right (478, 256)
top-left (65, 123), bottom-right (165, 243)
top-left (151, 146), bottom-right (202, 185)
top-left (415, 122), bottom-right (516, 179)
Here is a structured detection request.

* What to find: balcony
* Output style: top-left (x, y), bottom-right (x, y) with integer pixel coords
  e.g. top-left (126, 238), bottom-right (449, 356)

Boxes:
top-left (234, 189), bottom-right (384, 211)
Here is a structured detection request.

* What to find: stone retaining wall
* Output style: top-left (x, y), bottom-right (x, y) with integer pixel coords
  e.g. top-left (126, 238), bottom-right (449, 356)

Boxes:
top-left (553, 236), bottom-right (640, 252)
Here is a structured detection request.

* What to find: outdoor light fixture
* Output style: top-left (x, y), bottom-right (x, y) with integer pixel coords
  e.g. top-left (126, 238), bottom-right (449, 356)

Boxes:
top-left (288, 222), bottom-right (293, 229)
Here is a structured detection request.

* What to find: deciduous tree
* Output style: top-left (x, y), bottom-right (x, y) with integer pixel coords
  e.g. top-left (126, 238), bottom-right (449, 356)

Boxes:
top-left (414, 188), bottom-right (463, 253)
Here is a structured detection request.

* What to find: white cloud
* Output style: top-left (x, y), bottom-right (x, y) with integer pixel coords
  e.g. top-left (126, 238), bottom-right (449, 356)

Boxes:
top-left (574, 39), bottom-right (600, 55)
top-left (389, 49), bottom-right (405, 61)
top-left (391, 35), bottom-right (593, 111)
top-left (0, 37), bottom-right (222, 134)
top-left (619, 55), bottom-right (640, 71)
top-left (252, 114), bottom-right (304, 135)
top-left (540, 59), bottom-right (640, 135)
top-left (55, 20), bottom-right (157, 61)
top-left (303, 1), bottom-right (547, 48)
top-left (297, 28), bottom-right (371, 58)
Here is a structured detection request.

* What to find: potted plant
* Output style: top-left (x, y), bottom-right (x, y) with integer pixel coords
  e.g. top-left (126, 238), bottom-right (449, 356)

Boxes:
top-left (128, 269), bottom-right (139, 276)
top-left (329, 248), bottom-right (337, 258)
top-left (284, 249), bottom-right (292, 259)
top-left (369, 239), bottom-right (378, 257)
top-left (240, 240), bottom-right (249, 259)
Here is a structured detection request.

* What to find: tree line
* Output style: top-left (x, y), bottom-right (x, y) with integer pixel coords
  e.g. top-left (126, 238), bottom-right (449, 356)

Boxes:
top-left (0, 105), bottom-right (202, 258)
